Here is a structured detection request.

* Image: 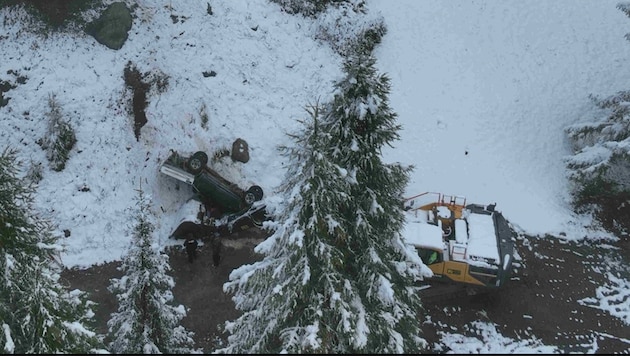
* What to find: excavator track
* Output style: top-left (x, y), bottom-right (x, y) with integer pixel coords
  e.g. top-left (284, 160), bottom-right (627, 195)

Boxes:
top-left (418, 282), bottom-right (487, 304)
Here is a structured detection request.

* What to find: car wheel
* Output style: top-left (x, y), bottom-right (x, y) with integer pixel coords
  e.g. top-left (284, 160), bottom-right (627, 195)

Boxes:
top-left (188, 151), bottom-right (208, 174)
top-left (247, 185), bottom-right (264, 201)
top-left (244, 192), bottom-right (257, 206)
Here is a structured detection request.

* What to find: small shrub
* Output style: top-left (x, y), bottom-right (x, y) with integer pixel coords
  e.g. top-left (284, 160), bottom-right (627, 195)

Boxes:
top-left (311, 1), bottom-right (385, 57)
top-left (1, 0), bottom-right (102, 30)
top-left (269, 0), bottom-right (356, 17)
top-left (199, 103), bottom-right (209, 129)
top-left (349, 20), bottom-right (386, 56)
top-left (38, 94), bottom-right (76, 172)
top-left (25, 160), bottom-right (44, 184)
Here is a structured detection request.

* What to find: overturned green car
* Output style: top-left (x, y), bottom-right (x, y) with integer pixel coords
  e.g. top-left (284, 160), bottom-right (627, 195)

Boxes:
top-left (160, 151), bottom-right (267, 237)
top-left (160, 150), bottom-right (264, 215)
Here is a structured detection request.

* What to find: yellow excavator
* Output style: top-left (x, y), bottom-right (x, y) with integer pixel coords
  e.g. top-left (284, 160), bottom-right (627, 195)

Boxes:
top-left (402, 192), bottom-right (515, 292)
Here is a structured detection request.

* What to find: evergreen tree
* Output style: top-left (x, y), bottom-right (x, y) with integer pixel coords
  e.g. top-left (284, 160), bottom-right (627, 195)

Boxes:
top-left (562, 2), bottom-right (630, 202)
top-left (218, 54), bottom-right (428, 354)
top-left (0, 147), bottom-right (103, 354)
top-left (107, 187), bottom-right (197, 354)
top-left (38, 94), bottom-right (77, 172)
top-left (565, 90), bottom-right (630, 202)
top-left (321, 53), bottom-right (428, 353)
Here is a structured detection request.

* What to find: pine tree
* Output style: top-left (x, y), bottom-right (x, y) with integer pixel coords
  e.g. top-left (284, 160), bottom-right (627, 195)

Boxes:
top-left (107, 187), bottom-right (197, 354)
top-left (0, 147), bottom-right (103, 354)
top-left (38, 94), bottom-right (77, 172)
top-left (565, 90), bottom-right (630, 202)
top-left (320, 53), bottom-right (428, 353)
top-left (561, 1), bottom-right (630, 201)
top-left (218, 54), bottom-right (428, 354)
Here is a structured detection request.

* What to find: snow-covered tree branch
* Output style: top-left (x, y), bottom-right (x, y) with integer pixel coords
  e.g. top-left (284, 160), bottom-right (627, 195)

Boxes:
top-left (217, 54), bottom-right (429, 354)
top-left (0, 147), bottom-right (103, 354)
top-left (107, 187), bottom-right (198, 354)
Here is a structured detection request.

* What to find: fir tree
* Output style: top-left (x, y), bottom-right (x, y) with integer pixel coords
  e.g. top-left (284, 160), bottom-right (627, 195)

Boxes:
top-left (107, 187), bottom-right (197, 354)
top-left (0, 147), bottom-right (103, 354)
top-left (320, 53), bottom-right (428, 353)
top-left (38, 94), bottom-right (77, 172)
top-left (561, 1), bottom-right (630, 201)
top-left (565, 90), bottom-right (630, 202)
top-left (218, 55), bottom-right (428, 354)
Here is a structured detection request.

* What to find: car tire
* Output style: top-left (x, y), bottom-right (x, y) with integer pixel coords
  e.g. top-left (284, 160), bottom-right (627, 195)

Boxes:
top-left (188, 151), bottom-right (208, 174)
top-left (244, 185), bottom-right (263, 206)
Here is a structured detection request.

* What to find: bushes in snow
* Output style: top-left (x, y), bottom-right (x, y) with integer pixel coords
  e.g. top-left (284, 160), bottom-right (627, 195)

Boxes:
top-left (272, 0), bottom-right (386, 58)
top-left (565, 91), bottom-right (630, 204)
top-left (0, 147), bottom-right (103, 354)
top-left (565, 4), bottom-right (630, 205)
top-left (269, 0), bottom-right (357, 17)
top-left (316, 10), bottom-right (386, 57)
top-left (37, 94), bottom-right (76, 172)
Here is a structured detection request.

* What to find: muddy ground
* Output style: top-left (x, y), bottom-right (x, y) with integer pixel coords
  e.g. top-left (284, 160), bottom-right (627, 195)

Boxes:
top-left (61, 225), bottom-right (630, 354)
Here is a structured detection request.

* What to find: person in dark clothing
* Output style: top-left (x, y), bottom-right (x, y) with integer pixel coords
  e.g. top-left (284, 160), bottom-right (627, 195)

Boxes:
top-left (211, 235), bottom-right (221, 267)
top-left (184, 236), bottom-right (198, 263)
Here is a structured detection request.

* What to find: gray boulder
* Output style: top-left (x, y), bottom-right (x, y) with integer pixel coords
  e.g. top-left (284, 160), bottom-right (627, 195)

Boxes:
top-left (85, 2), bottom-right (132, 50)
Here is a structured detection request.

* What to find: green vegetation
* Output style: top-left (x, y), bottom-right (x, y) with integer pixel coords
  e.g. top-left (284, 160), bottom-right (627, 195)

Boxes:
top-left (0, 0), bottom-right (102, 30)
top-left (37, 94), bottom-right (77, 172)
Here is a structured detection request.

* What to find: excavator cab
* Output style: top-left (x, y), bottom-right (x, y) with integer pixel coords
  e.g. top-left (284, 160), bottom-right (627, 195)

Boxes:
top-left (402, 192), bottom-right (515, 289)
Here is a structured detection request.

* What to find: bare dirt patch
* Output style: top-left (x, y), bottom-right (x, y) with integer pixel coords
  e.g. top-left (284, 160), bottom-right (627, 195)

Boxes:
top-left (61, 227), bottom-right (630, 353)
top-left (60, 228), bottom-right (266, 352)
top-left (421, 235), bottom-right (629, 353)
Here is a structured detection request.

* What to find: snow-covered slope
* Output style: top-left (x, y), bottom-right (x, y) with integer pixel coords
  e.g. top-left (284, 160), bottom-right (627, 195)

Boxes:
top-left (1, 0), bottom-right (629, 271)
top-left (372, 0), bottom-right (630, 238)
top-left (1, 1), bottom-right (342, 268)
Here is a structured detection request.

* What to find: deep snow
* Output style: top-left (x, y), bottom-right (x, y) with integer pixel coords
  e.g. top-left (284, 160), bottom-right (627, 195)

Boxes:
top-left (373, 0), bottom-right (630, 239)
top-left (1, 0), bottom-right (629, 353)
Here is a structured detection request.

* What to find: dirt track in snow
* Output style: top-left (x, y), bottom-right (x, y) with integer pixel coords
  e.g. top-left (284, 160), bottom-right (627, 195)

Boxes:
top-left (61, 229), bottom-right (630, 353)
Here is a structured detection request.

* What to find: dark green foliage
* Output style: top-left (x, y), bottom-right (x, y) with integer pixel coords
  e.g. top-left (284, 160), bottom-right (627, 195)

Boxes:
top-left (565, 91), bottom-right (630, 205)
top-left (0, 0), bottom-right (101, 29)
top-left (574, 176), bottom-right (619, 208)
top-left (309, 1), bottom-right (386, 58)
top-left (38, 94), bottom-right (76, 172)
top-left (317, 55), bottom-right (425, 353)
top-left (354, 20), bottom-right (386, 55)
top-left (218, 54), bottom-right (426, 353)
top-left (565, 4), bottom-right (630, 208)
top-left (0, 147), bottom-right (103, 354)
top-left (269, 0), bottom-right (357, 17)
top-left (108, 188), bottom-right (197, 354)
